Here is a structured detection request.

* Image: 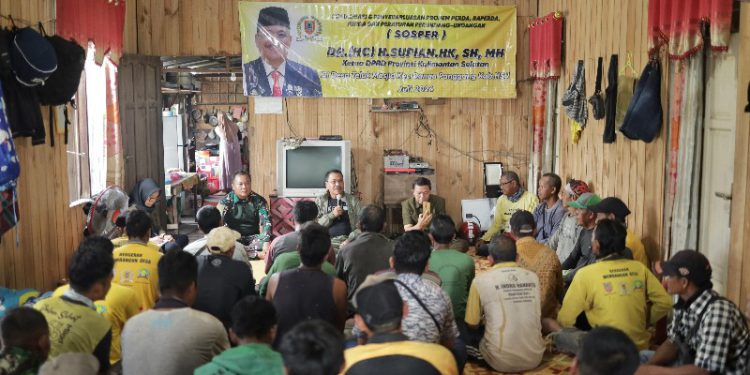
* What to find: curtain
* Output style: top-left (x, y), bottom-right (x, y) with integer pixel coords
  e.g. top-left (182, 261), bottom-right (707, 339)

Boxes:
top-left (56, 0), bottom-right (126, 61)
top-left (529, 12), bottom-right (563, 80)
top-left (664, 51), bottom-right (704, 256)
top-left (528, 12), bottom-right (563, 188)
top-left (648, 0), bottom-right (733, 60)
top-left (104, 58), bottom-right (124, 187)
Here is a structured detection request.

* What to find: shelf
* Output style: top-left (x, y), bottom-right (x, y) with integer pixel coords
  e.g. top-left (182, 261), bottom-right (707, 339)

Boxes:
top-left (370, 108), bottom-right (421, 113)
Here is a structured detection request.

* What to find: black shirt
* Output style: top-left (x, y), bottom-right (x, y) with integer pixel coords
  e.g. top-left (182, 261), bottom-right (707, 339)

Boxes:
top-left (327, 197), bottom-right (351, 237)
top-left (193, 255), bottom-right (256, 329)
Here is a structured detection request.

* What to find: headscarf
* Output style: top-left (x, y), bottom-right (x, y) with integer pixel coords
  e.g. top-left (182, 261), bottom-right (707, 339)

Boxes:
top-left (565, 179), bottom-right (590, 199)
top-left (130, 178), bottom-right (160, 212)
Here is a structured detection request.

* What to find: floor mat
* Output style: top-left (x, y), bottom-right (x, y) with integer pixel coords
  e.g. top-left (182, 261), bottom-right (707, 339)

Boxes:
top-left (464, 351), bottom-right (573, 374)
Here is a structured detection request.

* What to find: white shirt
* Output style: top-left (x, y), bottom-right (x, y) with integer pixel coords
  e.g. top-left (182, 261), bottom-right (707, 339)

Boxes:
top-left (262, 60), bottom-right (286, 94)
top-left (183, 237), bottom-right (250, 264)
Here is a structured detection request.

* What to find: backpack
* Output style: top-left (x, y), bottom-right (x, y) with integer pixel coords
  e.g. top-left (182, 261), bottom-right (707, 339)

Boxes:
top-left (36, 24), bottom-right (85, 106)
top-left (9, 27), bottom-right (57, 87)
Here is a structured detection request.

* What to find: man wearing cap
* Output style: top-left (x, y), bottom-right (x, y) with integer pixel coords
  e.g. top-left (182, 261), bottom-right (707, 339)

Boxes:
top-left (243, 6), bottom-right (322, 97)
top-left (545, 220), bottom-right (671, 353)
top-left (183, 205), bottom-right (251, 266)
top-left (640, 250), bottom-right (749, 374)
top-left (464, 235), bottom-right (545, 372)
top-left (193, 227), bottom-right (256, 329)
top-left (548, 179), bottom-right (590, 263)
top-left (478, 171), bottom-right (539, 245)
top-left (342, 281), bottom-right (459, 375)
top-left (561, 192), bottom-right (602, 284)
top-left (533, 173), bottom-right (565, 244)
top-left (589, 197), bottom-right (649, 268)
top-left (510, 210), bottom-right (563, 319)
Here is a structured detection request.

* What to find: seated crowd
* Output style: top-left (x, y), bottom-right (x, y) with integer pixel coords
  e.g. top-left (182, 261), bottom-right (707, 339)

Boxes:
top-left (0, 169), bottom-right (748, 375)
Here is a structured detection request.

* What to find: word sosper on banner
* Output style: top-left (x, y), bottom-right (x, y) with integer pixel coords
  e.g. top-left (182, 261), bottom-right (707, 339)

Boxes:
top-left (238, 2), bottom-right (518, 98)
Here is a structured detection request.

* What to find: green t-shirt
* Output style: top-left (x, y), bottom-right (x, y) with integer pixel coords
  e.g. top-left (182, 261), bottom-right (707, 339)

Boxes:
top-left (259, 252), bottom-right (337, 297)
top-left (428, 248), bottom-right (475, 320)
top-left (195, 343), bottom-right (284, 375)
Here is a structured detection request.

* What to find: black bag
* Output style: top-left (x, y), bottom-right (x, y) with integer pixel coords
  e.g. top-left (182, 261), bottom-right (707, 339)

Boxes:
top-left (620, 61), bottom-right (663, 143)
top-left (36, 24), bottom-right (85, 106)
top-left (9, 27), bottom-right (57, 87)
top-left (588, 57), bottom-right (605, 120)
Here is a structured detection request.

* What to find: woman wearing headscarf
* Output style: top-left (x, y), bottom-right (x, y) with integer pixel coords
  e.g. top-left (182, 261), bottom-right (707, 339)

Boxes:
top-left (129, 178), bottom-right (170, 235)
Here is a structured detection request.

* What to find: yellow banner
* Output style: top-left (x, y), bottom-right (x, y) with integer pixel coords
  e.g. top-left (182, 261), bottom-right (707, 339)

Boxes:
top-left (239, 2), bottom-right (516, 98)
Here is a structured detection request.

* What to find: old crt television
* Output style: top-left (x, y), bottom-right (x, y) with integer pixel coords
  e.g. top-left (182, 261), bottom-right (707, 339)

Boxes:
top-left (276, 139), bottom-right (351, 197)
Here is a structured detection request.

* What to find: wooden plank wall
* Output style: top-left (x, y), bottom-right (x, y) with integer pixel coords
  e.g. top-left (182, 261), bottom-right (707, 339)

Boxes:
top-left (127, 0), bottom-right (538, 224)
top-left (538, 0), bottom-right (666, 263)
top-left (0, 0), bottom-right (84, 290)
top-left (727, 3), bottom-right (750, 307)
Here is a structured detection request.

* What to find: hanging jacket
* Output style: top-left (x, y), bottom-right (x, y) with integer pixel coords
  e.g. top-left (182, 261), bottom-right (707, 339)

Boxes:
top-left (562, 60), bottom-right (588, 126)
top-left (603, 55), bottom-right (618, 143)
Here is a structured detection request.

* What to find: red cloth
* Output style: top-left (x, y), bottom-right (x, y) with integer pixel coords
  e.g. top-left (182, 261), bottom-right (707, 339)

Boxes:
top-left (56, 0), bottom-right (126, 58)
top-left (529, 12), bottom-right (563, 80)
top-left (648, 0), bottom-right (732, 60)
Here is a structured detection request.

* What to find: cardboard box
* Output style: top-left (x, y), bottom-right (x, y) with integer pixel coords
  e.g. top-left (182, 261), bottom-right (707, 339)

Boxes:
top-left (384, 155), bottom-right (409, 168)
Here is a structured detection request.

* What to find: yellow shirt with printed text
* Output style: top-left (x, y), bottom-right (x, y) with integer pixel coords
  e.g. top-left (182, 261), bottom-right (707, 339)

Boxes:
top-left (113, 243), bottom-right (162, 311)
top-left (53, 283), bottom-right (141, 364)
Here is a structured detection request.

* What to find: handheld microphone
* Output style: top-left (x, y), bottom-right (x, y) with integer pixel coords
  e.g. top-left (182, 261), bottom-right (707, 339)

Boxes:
top-left (335, 194), bottom-right (341, 207)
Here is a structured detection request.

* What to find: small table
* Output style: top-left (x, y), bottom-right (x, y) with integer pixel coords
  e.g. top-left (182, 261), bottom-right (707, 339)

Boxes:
top-left (165, 172), bottom-right (200, 229)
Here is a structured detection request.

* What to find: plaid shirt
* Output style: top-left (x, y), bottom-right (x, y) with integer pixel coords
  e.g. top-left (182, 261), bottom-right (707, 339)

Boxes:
top-left (668, 289), bottom-right (750, 374)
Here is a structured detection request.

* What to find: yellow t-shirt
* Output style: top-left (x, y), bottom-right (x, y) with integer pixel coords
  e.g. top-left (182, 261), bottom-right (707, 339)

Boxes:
top-left (34, 296), bottom-right (111, 358)
top-left (343, 339), bottom-right (458, 375)
top-left (481, 191), bottom-right (539, 241)
top-left (626, 230), bottom-right (649, 268)
top-left (53, 284), bottom-right (141, 364)
top-left (113, 243), bottom-right (162, 310)
top-left (558, 258), bottom-right (672, 349)
top-left (111, 237), bottom-right (161, 252)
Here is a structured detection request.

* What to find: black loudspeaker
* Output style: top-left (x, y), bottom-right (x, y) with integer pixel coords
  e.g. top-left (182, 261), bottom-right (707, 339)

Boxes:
top-left (483, 162), bottom-right (503, 198)
top-left (485, 185), bottom-right (500, 198)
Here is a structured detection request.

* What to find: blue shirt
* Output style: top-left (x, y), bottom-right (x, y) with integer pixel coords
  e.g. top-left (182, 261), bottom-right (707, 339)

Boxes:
top-left (533, 200), bottom-right (565, 244)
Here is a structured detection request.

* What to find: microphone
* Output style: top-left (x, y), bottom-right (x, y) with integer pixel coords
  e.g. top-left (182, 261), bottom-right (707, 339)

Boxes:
top-left (335, 194), bottom-right (341, 207)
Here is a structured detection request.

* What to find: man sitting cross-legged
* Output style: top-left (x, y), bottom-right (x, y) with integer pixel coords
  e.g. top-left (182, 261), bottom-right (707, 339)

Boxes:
top-left (342, 280), bottom-right (458, 375)
top-left (121, 250), bottom-right (229, 375)
top-left (464, 234), bottom-right (545, 373)
top-left (195, 295), bottom-right (285, 375)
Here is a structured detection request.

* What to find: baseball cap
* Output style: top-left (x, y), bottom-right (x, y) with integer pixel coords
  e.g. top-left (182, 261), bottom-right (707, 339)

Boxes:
top-left (567, 193), bottom-right (602, 209)
top-left (661, 250), bottom-right (712, 287)
top-left (589, 197), bottom-right (631, 220)
top-left (355, 280), bottom-right (403, 331)
top-left (509, 210), bottom-right (535, 235)
top-left (206, 227), bottom-right (241, 254)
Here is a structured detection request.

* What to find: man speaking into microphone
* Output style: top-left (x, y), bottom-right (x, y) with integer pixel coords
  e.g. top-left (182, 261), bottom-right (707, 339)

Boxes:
top-left (315, 169), bottom-right (362, 251)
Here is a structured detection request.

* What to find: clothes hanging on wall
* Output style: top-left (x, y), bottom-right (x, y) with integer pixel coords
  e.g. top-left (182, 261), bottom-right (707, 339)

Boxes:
top-left (215, 113), bottom-right (242, 191)
top-left (603, 55), bottom-right (618, 144)
top-left (562, 60), bottom-right (587, 144)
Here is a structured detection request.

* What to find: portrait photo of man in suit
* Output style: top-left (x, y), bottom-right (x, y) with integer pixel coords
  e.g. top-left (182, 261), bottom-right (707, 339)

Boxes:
top-left (243, 6), bottom-right (323, 97)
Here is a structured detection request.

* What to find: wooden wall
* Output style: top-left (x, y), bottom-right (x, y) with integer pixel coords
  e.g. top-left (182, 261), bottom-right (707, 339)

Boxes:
top-left (0, 0), bottom-right (84, 291)
top-left (127, 0), bottom-right (538, 224)
top-left (538, 0), bottom-right (665, 263)
top-left (727, 2), bottom-right (750, 308)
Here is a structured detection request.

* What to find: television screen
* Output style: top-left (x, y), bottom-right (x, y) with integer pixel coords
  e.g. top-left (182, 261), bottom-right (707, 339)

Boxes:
top-left (285, 146), bottom-right (343, 188)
